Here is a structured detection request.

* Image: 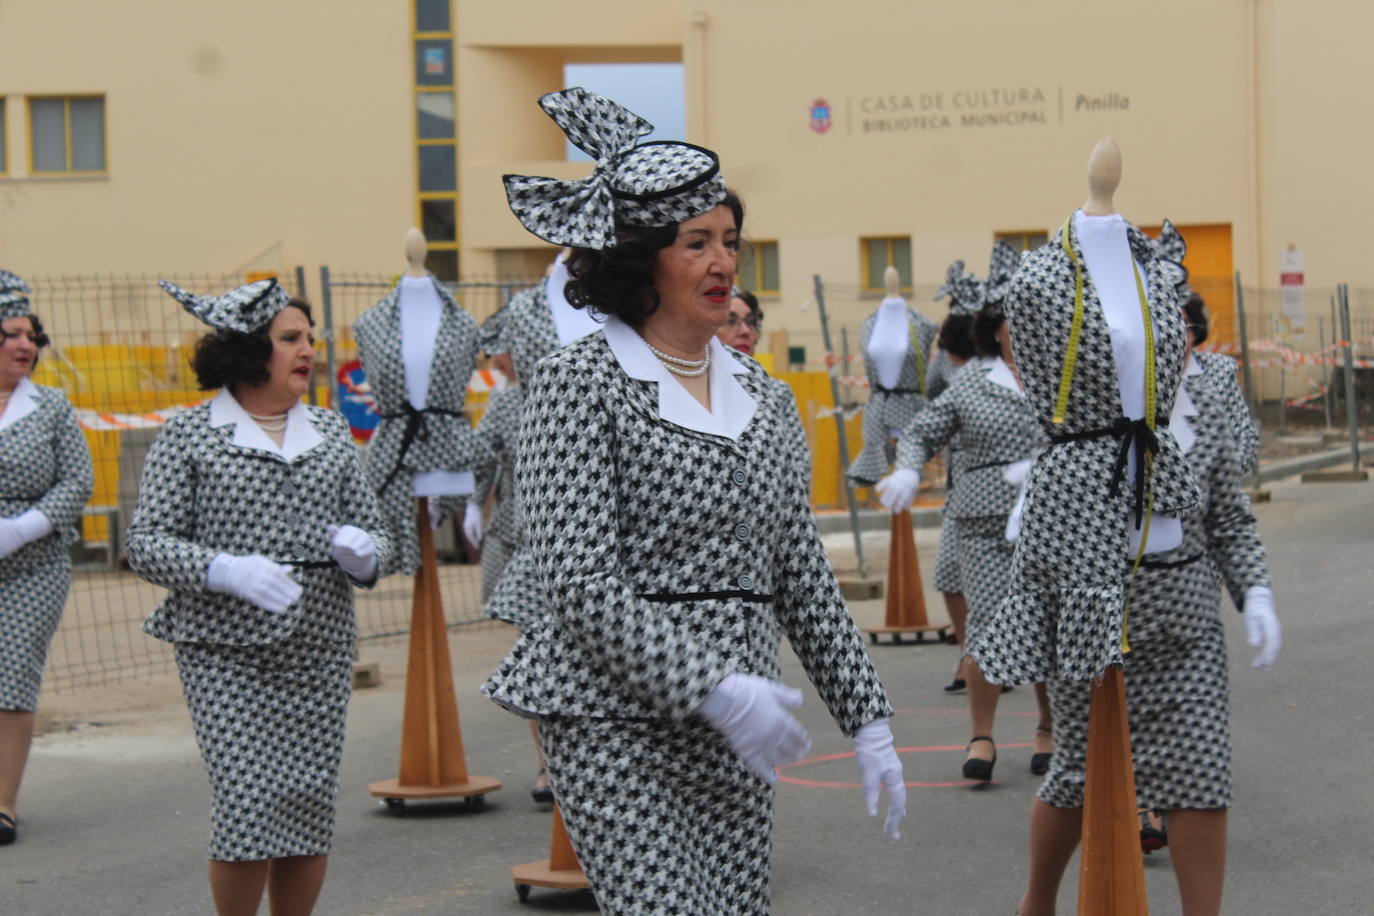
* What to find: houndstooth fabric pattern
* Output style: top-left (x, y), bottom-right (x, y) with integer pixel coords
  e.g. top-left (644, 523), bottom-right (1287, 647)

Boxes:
top-left (967, 218), bottom-right (1201, 685)
top-left (924, 349), bottom-right (960, 401)
top-left (0, 384), bottom-right (92, 710)
top-left (934, 260), bottom-right (985, 316)
top-left (158, 278), bottom-right (291, 334)
top-left (955, 516), bottom-right (1017, 650)
top-left (501, 284), bottom-right (563, 385)
top-left (471, 385), bottom-right (525, 548)
top-left (503, 88), bottom-right (726, 250)
top-left (478, 304), bottom-right (509, 355)
top-left (848, 307), bottom-right (939, 485)
top-left (540, 714), bottom-right (774, 915)
top-left (933, 511), bottom-right (962, 593)
top-left (483, 333), bottom-right (893, 734)
top-left (175, 641), bottom-right (353, 860)
top-left (484, 545), bottom-right (545, 629)
top-left (0, 269), bottom-right (32, 319)
top-left (896, 358), bottom-right (1044, 519)
top-left (774, 376), bottom-right (813, 486)
top-left (479, 533), bottom-right (516, 604)
top-left (985, 240), bottom-right (1023, 306)
top-left (1195, 351), bottom-right (1259, 475)
top-left (128, 402), bottom-right (392, 646)
top-left (354, 279), bottom-right (490, 575)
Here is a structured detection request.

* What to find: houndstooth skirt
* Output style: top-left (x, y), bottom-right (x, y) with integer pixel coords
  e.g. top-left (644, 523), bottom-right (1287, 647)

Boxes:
top-left (954, 516), bottom-right (1015, 652)
top-left (0, 547), bottom-right (71, 712)
top-left (933, 512), bottom-right (961, 594)
top-left (1037, 620), bottom-right (1233, 811)
top-left (175, 640), bottom-right (353, 861)
top-left (539, 715), bottom-right (774, 915)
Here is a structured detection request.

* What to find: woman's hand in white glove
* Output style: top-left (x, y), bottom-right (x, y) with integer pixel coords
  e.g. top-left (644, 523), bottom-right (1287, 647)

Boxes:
top-left (206, 554), bottom-right (302, 613)
top-left (327, 524), bottom-right (378, 582)
top-left (1243, 585), bottom-right (1281, 670)
top-left (875, 468), bottom-right (920, 513)
top-left (0, 509), bottom-right (53, 559)
top-left (698, 672), bottom-right (812, 784)
top-left (462, 502), bottom-right (485, 546)
top-left (853, 717), bottom-right (906, 840)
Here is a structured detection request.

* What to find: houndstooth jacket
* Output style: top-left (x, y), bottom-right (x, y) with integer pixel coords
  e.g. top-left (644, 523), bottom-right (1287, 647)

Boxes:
top-left (471, 384), bottom-right (524, 548)
top-left (482, 320), bottom-right (893, 734)
top-left (354, 278), bottom-right (491, 575)
top-left (128, 391), bottom-right (393, 647)
top-left (896, 358), bottom-right (1044, 520)
top-left (848, 307), bottom-right (939, 485)
top-left (503, 285), bottom-right (562, 383)
top-left (1194, 351), bottom-right (1259, 475)
top-left (968, 217), bottom-right (1201, 685)
top-left (0, 380), bottom-right (93, 573)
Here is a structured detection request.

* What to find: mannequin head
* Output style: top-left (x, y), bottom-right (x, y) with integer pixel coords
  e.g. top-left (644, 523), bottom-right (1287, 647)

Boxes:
top-left (884, 265), bottom-right (901, 298)
top-left (404, 228), bottom-right (428, 277)
top-left (1082, 137), bottom-right (1122, 216)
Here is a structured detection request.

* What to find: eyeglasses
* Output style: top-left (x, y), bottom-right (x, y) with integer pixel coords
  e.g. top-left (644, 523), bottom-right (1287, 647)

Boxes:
top-left (724, 313), bottom-right (761, 331)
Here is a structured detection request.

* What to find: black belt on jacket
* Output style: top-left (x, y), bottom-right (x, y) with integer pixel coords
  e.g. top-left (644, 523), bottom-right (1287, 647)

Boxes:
top-left (281, 558), bottom-right (338, 570)
top-left (874, 386), bottom-right (919, 395)
top-left (1049, 415), bottom-right (1161, 528)
top-left (378, 404), bottom-right (464, 493)
top-left (1130, 551), bottom-right (1203, 572)
top-left (640, 590), bottom-right (775, 604)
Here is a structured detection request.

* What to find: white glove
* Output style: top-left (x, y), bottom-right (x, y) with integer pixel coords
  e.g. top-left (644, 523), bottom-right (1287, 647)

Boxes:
top-left (698, 672), bottom-right (812, 784)
top-left (463, 502), bottom-right (485, 546)
top-left (875, 468), bottom-right (920, 513)
top-left (327, 524), bottom-right (378, 581)
top-left (0, 509), bottom-right (53, 558)
top-left (206, 554), bottom-right (302, 614)
top-left (853, 717), bottom-right (906, 840)
top-left (1242, 585), bottom-right (1281, 670)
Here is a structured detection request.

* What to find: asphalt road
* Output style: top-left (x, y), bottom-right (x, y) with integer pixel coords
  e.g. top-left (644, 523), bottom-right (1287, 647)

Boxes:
top-left (7, 473), bottom-right (1372, 915)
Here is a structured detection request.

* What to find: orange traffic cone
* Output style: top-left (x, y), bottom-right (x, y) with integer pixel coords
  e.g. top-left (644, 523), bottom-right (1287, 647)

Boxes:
top-left (368, 499), bottom-right (502, 814)
top-left (512, 803), bottom-right (590, 903)
top-left (863, 509), bottom-right (951, 645)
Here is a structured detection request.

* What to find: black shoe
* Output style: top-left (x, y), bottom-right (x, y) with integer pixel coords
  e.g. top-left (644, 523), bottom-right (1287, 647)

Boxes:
top-left (1139, 810), bottom-right (1168, 855)
top-left (943, 678), bottom-right (967, 693)
top-left (962, 736), bottom-right (997, 782)
top-left (1029, 726), bottom-right (1053, 776)
top-left (531, 769), bottom-right (553, 805)
top-left (0, 812), bottom-right (15, 846)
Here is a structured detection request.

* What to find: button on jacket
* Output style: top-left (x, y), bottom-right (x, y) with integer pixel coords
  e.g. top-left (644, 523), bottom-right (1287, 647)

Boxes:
top-left (354, 278), bottom-right (491, 575)
top-left (483, 320), bottom-right (892, 734)
top-left (128, 391), bottom-right (393, 647)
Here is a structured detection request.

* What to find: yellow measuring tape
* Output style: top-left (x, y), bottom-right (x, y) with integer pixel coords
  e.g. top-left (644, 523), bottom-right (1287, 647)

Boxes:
top-left (910, 314), bottom-right (928, 397)
top-left (1052, 219), bottom-right (1085, 425)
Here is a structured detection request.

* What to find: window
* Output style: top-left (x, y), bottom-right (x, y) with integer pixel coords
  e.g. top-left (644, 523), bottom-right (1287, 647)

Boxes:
top-left (862, 236), bottom-right (912, 292)
top-left (995, 229), bottom-right (1049, 251)
top-left (29, 96), bottom-right (106, 173)
top-left (413, 1), bottom-right (458, 277)
top-left (738, 240), bottom-right (780, 295)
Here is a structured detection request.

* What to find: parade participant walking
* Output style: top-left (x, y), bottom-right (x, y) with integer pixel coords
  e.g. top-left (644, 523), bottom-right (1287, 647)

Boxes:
top-left (718, 287), bottom-right (763, 355)
top-left (0, 270), bottom-right (93, 847)
top-left (877, 298), bottom-right (1052, 781)
top-left (128, 279), bottom-right (392, 916)
top-left (1016, 296), bottom-right (1281, 916)
top-left (485, 88), bottom-right (905, 914)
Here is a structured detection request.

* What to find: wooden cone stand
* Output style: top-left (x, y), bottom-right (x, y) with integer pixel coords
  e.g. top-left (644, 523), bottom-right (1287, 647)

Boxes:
top-left (864, 509), bottom-right (950, 644)
top-left (1077, 666), bottom-right (1148, 914)
top-left (369, 499), bottom-right (502, 814)
top-left (512, 804), bottom-right (589, 903)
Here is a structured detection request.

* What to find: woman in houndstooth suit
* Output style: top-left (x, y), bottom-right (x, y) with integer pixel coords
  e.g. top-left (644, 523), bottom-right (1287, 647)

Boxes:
top-left (847, 298), bottom-right (939, 487)
top-left (128, 279), bottom-right (392, 915)
top-left (0, 271), bottom-right (94, 847)
top-left (485, 88), bottom-right (905, 914)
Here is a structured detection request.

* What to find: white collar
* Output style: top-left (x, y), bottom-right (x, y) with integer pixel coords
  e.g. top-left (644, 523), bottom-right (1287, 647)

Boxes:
top-left (209, 388), bottom-right (324, 461)
top-left (602, 316), bottom-right (757, 441)
top-left (1169, 376), bottom-right (1200, 455)
top-left (1183, 351), bottom-right (1205, 378)
top-left (981, 355), bottom-right (1023, 394)
top-left (0, 376), bottom-right (40, 431)
top-left (546, 256), bottom-right (602, 346)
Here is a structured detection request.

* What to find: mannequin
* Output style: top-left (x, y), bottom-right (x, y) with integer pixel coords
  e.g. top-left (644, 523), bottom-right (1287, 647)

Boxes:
top-left (353, 229), bottom-right (491, 575)
top-left (847, 265), bottom-right (939, 487)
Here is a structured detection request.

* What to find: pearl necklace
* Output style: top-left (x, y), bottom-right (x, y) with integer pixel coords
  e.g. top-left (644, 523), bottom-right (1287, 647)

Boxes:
top-left (247, 410), bottom-right (288, 433)
top-left (644, 339), bottom-right (711, 378)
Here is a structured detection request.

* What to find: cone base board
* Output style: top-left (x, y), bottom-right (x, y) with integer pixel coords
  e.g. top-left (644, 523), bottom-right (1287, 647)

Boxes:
top-left (367, 775), bottom-right (503, 800)
top-left (511, 861), bottom-right (590, 890)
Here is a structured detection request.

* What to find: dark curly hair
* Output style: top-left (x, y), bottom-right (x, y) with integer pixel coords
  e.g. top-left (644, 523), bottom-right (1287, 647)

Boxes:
top-left (972, 305), bottom-right (1006, 358)
top-left (190, 300), bottom-right (314, 391)
top-left (1182, 292), bottom-right (1209, 347)
top-left (1, 314), bottom-right (51, 369)
top-left (937, 313), bottom-right (976, 361)
top-left (564, 190), bottom-right (745, 327)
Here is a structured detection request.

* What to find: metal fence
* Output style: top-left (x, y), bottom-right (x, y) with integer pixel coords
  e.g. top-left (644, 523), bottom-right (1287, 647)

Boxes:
top-left (25, 269), bottom-right (538, 692)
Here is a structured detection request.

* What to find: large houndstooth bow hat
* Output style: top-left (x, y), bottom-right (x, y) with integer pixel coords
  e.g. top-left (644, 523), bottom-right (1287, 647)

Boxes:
top-left (934, 260), bottom-right (985, 316)
top-left (158, 277), bottom-right (292, 333)
top-left (503, 88), bottom-right (727, 249)
top-left (984, 240), bottom-right (1023, 308)
top-left (0, 270), bottom-right (32, 321)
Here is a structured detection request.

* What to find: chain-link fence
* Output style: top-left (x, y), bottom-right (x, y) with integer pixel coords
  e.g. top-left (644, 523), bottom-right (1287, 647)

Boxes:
top-left (25, 269), bottom-right (538, 692)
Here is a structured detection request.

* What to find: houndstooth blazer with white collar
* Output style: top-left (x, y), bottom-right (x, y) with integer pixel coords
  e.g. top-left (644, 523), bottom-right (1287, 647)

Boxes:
top-left (1194, 351), bottom-right (1259, 475)
top-left (967, 218), bottom-right (1201, 685)
top-left (482, 332), bottom-right (893, 734)
top-left (128, 403), bottom-right (393, 647)
top-left (354, 278), bottom-right (491, 575)
top-left (502, 285), bottom-right (562, 384)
